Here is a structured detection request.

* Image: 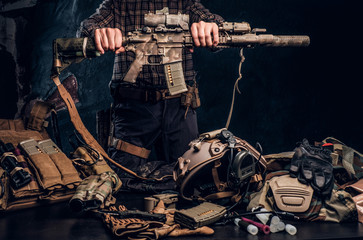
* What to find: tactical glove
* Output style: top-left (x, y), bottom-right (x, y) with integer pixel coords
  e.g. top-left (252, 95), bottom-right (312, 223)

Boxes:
top-left (290, 139), bottom-right (334, 197)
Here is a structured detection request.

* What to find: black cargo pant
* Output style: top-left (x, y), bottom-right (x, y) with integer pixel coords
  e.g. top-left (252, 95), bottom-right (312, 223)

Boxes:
top-left (108, 97), bottom-right (198, 191)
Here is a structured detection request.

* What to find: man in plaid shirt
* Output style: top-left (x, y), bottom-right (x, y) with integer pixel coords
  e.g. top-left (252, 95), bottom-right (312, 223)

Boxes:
top-left (78, 0), bottom-right (224, 191)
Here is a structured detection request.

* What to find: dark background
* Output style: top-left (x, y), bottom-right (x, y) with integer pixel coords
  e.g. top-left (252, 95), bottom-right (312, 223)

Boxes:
top-left (1, 0), bottom-right (362, 155)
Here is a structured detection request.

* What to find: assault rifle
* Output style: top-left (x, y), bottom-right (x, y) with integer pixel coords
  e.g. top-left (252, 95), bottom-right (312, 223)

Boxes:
top-left (52, 7), bottom-right (310, 95)
top-left (50, 7), bottom-right (310, 188)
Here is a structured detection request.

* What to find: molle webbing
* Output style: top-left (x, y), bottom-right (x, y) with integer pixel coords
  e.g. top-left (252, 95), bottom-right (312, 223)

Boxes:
top-left (26, 152), bottom-right (63, 190)
top-left (47, 151), bottom-right (82, 187)
top-left (27, 101), bottom-right (52, 131)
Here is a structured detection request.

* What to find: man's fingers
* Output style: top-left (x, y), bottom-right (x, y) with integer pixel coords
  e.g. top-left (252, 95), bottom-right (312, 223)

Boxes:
top-left (114, 28), bottom-right (125, 54)
top-left (100, 28), bottom-right (109, 51)
top-left (95, 28), bottom-right (124, 54)
top-left (94, 29), bottom-right (105, 54)
top-left (191, 22), bottom-right (219, 48)
top-left (106, 28), bottom-right (115, 51)
top-left (198, 21), bottom-right (206, 47)
top-left (191, 23), bottom-right (200, 47)
top-left (204, 24), bottom-right (213, 47)
top-left (212, 23), bottom-right (219, 46)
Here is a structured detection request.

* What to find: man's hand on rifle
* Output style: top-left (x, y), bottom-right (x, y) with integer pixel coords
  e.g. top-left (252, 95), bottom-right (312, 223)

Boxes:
top-left (94, 28), bottom-right (125, 55)
top-left (190, 21), bottom-right (219, 52)
top-left (94, 21), bottom-right (219, 54)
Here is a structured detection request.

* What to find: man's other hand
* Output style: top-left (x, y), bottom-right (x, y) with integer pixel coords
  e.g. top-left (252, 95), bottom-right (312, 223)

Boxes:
top-left (190, 21), bottom-right (219, 52)
top-left (95, 28), bottom-right (125, 54)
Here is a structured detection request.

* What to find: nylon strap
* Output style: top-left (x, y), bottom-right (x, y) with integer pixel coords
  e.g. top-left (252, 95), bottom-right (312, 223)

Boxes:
top-left (211, 159), bottom-right (226, 191)
top-left (204, 191), bottom-right (235, 200)
top-left (51, 76), bottom-right (159, 181)
top-left (110, 137), bottom-right (150, 159)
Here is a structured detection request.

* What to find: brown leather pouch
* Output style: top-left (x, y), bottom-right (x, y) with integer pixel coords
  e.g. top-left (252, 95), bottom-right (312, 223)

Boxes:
top-left (269, 174), bottom-right (314, 213)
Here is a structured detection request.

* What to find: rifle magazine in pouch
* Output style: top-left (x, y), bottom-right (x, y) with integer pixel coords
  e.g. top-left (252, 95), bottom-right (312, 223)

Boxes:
top-left (10, 155), bottom-right (41, 198)
top-left (39, 139), bottom-right (82, 188)
top-left (19, 139), bottom-right (63, 190)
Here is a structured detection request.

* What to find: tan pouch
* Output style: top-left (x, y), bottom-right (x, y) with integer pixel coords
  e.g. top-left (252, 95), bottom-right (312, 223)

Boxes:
top-left (39, 139), bottom-right (82, 188)
top-left (47, 152), bottom-right (81, 188)
top-left (26, 153), bottom-right (63, 190)
top-left (181, 85), bottom-right (201, 110)
top-left (20, 139), bottom-right (63, 190)
top-left (26, 101), bottom-right (52, 132)
top-left (269, 174), bottom-right (313, 213)
top-left (72, 146), bottom-right (115, 176)
top-left (10, 155), bottom-right (41, 198)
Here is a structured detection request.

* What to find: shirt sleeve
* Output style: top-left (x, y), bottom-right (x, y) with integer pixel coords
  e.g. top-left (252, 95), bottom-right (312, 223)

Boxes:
top-left (77, 0), bottom-right (116, 37)
top-left (186, 0), bottom-right (224, 25)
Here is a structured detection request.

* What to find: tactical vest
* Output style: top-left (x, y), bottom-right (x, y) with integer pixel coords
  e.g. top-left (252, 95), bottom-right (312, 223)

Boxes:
top-left (0, 101), bottom-right (82, 211)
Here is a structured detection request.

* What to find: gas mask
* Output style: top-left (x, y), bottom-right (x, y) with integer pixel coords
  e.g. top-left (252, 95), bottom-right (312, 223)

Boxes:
top-left (173, 129), bottom-right (267, 202)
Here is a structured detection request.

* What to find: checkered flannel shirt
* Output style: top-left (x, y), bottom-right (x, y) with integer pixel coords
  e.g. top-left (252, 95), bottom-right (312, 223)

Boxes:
top-left (77, 0), bottom-right (224, 90)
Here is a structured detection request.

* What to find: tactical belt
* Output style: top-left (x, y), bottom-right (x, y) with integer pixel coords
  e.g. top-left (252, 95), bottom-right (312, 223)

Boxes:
top-left (117, 87), bottom-right (181, 103)
top-left (109, 137), bottom-right (150, 159)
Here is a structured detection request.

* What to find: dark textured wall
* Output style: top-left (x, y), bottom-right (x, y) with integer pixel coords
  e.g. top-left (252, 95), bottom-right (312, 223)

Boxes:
top-left (2, 0), bottom-right (362, 154)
